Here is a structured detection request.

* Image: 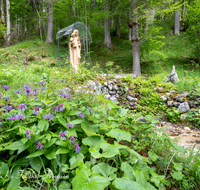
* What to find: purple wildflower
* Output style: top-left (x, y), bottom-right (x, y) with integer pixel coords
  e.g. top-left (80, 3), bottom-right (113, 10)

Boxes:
top-left (66, 122), bottom-right (75, 128)
top-left (26, 130), bottom-right (33, 139)
top-left (7, 114), bottom-right (18, 121)
top-left (0, 119), bottom-right (2, 126)
top-left (43, 113), bottom-right (54, 120)
top-left (75, 144), bottom-right (80, 153)
top-left (33, 106), bottom-right (42, 115)
top-left (60, 93), bottom-right (71, 99)
top-left (36, 141), bottom-right (43, 150)
top-left (3, 97), bottom-right (9, 101)
top-left (17, 114), bottom-right (26, 120)
top-left (59, 130), bottom-right (67, 140)
top-left (54, 104), bottom-right (65, 112)
top-left (70, 136), bottom-right (76, 144)
top-left (2, 85), bottom-right (10, 90)
top-left (39, 87), bottom-right (45, 91)
top-left (14, 90), bottom-right (22, 94)
top-left (18, 103), bottom-right (27, 111)
top-left (77, 113), bottom-right (85, 119)
top-left (86, 106), bottom-right (92, 112)
top-left (33, 89), bottom-right (37, 96)
top-left (5, 105), bottom-right (13, 112)
top-left (40, 82), bottom-right (45, 85)
top-left (23, 85), bottom-right (32, 96)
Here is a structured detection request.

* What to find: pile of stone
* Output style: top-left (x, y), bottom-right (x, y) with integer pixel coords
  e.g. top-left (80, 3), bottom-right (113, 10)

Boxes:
top-left (161, 91), bottom-right (200, 113)
top-left (71, 75), bottom-right (140, 109)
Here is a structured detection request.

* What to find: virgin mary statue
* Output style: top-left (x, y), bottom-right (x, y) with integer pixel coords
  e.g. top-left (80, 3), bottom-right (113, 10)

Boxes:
top-left (69, 30), bottom-right (81, 71)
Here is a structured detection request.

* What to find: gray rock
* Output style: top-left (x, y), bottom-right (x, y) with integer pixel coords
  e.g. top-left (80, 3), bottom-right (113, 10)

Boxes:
top-left (167, 101), bottom-right (174, 107)
top-left (108, 80), bottom-right (114, 85)
top-left (109, 96), bottom-right (118, 101)
top-left (177, 97), bottom-right (184, 102)
top-left (166, 65), bottom-right (179, 83)
top-left (126, 96), bottom-right (138, 102)
top-left (130, 102), bottom-right (137, 106)
top-left (102, 86), bottom-right (108, 94)
top-left (177, 102), bottom-right (190, 113)
top-left (138, 117), bottom-right (150, 125)
top-left (180, 91), bottom-right (189, 98)
top-left (173, 102), bottom-right (180, 108)
top-left (107, 84), bottom-right (113, 91)
top-left (109, 91), bottom-right (116, 95)
top-left (161, 95), bottom-right (168, 101)
top-left (180, 113), bottom-right (187, 121)
top-left (95, 82), bottom-right (102, 95)
top-left (113, 85), bottom-right (119, 91)
top-left (104, 82), bottom-right (108, 86)
top-left (188, 101), bottom-right (196, 108)
top-left (87, 80), bottom-right (96, 89)
top-left (104, 94), bottom-right (110, 99)
top-left (125, 87), bottom-right (129, 92)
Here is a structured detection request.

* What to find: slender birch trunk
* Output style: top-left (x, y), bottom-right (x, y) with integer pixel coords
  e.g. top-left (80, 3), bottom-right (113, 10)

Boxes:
top-left (6, 0), bottom-right (10, 44)
top-left (174, 0), bottom-right (180, 35)
top-left (1, 0), bottom-right (5, 24)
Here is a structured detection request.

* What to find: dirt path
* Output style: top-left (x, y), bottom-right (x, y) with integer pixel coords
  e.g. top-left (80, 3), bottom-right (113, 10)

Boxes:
top-left (160, 121), bottom-right (200, 151)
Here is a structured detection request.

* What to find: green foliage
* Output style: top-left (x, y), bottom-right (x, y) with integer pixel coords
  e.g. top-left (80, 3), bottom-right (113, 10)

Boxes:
top-left (166, 107), bottom-right (180, 123)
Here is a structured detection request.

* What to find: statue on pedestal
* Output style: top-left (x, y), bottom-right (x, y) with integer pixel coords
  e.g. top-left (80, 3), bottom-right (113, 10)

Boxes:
top-left (69, 30), bottom-right (81, 71)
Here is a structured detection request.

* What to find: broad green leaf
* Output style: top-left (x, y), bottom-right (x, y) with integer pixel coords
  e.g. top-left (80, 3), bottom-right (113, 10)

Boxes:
top-left (61, 164), bottom-right (69, 173)
top-left (106, 129), bottom-right (131, 142)
top-left (171, 171), bottom-right (184, 180)
top-left (92, 163), bottom-right (117, 179)
top-left (71, 119), bottom-right (82, 124)
top-left (68, 128), bottom-right (77, 137)
top-left (148, 151), bottom-right (159, 162)
top-left (81, 120), bottom-right (99, 137)
top-left (56, 147), bottom-right (69, 154)
top-left (90, 143), bottom-right (119, 158)
top-left (45, 149), bottom-right (56, 160)
top-left (82, 136), bottom-right (106, 148)
top-left (58, 181), bottom-right (71, 190)
top-left (0, 162), bottom-right (9, 177)
top-left (112, 178), bottom-right (145, 190)
top-left (17, 140), bottom-right (31, 155)
top-left (168, 139), bottom-right (187, 153)
top-left (72, 168), bottom-right (110, 190)
top-left (26, 151), bottom-right (44, 158)
top-left (121, 162), bottom-right (135, 181)
top-left (38, 119), bottom-right (49, 132)
top-left (3, 140), bottom-right (23, 150)
top-left (46, 138), bottom-right (57, 148)
top-left (56, 140), bottom-right (68, 147)
top-left (7, 167), bottom-right (20, 190)
top-left (68, 110), bottom-right (80, 116)
top-left (29, 157), bottom-right (42, 173)
top-left (20, 187), bottom-right (35, 190)
top-left (150, 172), bottom-right (165, 187)
top-left (57, 117), bottom-right (67, 127)
top-left (69, 153), bottom-right (84, 169)
top-left (173, 162), bottom-right (183, 171)
top-left (21, 138), bottom-right (28, 144)
top-left (117, 108), bottom-right (128, 117)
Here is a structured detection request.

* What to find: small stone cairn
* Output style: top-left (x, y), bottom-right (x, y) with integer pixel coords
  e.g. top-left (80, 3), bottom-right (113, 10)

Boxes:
top-left (166, 65), bottom-right (179, 83)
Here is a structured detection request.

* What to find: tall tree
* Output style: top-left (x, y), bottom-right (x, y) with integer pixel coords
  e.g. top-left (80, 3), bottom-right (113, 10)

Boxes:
top-left (1, 0), bottom-right (5, 24)
top-left (130, 0), bottom-right (141, 77)
top-left (46, 0), bottom-right (54, 43)
top-left (174, 0), bottom-right (180, 35)
top-left (6, 0), bottom-right (10, 43)
top-left (104, 0), bottom-right (113, 49)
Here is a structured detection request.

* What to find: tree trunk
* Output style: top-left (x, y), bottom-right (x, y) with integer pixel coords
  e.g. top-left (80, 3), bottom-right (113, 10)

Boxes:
top-left (104, 0), bottom-right (113, 49)
top-left (174, 0), bottom-right (180, 35)
top-left (128, 9), bottom-right (131, 41)
top-left (131, 0), bottom-right (141, 77)
top-left (46, 1), bottom-right (54, 43)
top-left (1, 0), bottom-right (5, 24)
top-left (115, 15), bottom-right (120, 37)
top-left (6, 0), bottom-right (10, 44)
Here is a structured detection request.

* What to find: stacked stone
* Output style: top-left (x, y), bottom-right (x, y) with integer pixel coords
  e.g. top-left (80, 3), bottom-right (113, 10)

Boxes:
top-left (161, 91), bottom-right (200, 113)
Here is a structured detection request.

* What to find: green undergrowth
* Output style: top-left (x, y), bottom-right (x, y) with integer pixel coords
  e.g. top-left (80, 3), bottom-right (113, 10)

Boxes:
top-left (0, 69), bottom-right (200, 189)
